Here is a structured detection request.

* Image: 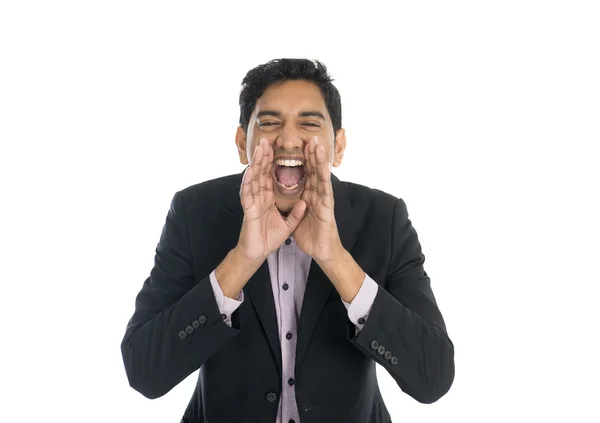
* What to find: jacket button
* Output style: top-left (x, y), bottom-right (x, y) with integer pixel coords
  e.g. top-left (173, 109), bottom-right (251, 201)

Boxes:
top-left (185, 325), bottom-right (193, 334)
top-left (370, 340), bottom-right (379, 350)
top-left (384, 350), bottom-right (392, 360)
top-left (192, 320), bottom-right (200, 329)
top-left (377, 345), bottom-right (385, 355)
top-left (391, 357), bottom-right (398, 365)
top-left (178, 330), bottom-right (187, 339)
top-left (198, 315), bottom-right (207, 324)
top-left (265, 392), bottom-right (278, 403)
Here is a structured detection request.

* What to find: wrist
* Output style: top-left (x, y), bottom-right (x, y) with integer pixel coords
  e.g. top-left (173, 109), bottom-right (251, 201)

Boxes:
top-left (232, 246), bottom-right (266, 271)
top-left (216, 247), bottom-right (264, 299)
top-left (317, 246), bottom-right (365, 303)
top-left (317, 241), bottom-right (346, 268)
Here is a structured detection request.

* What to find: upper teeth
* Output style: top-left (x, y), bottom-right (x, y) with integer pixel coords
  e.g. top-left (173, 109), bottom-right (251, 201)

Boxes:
top-left (276, 159), bottom-right (303, 167)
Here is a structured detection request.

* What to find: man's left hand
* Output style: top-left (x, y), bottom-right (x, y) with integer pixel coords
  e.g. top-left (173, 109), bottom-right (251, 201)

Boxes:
top-left (293, 136), bottom-right (343, 264)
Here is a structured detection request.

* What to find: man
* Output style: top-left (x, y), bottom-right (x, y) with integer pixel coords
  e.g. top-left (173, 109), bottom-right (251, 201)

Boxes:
top-left (121, 58), bottom-right (455, 423)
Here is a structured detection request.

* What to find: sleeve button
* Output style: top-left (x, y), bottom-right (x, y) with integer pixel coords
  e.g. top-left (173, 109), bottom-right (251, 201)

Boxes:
top-left (185, 325), bottom-right (193, 334)
top-left (384, 350), bottom-right (392, 360)
top-left (391, 357), bottom-right (398, 365)
top-left (370, 340), bottom-right (379, 350)
top-left (265, 392), bottom-right (278, 403)
top-left (192, 320), bottom-right (200, 329)
top-left (178, 330), bottom-right (187, 339)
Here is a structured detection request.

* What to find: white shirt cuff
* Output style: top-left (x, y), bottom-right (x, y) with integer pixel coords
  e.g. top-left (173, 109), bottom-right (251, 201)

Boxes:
top-left (209, 269), bottom-right (244, 326)
top-left (342, 274), bottom-right (378, 332)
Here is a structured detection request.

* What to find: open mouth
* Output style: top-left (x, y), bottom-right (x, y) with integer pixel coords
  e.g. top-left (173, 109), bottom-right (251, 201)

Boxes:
top-left (273, 159), bottom-right (306, 191)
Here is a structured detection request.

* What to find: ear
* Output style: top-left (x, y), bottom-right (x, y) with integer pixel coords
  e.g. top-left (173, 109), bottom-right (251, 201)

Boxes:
top-left (332, 128), bottom-right (346, 167)
top-left (235, 126), bottom-right (249, 165)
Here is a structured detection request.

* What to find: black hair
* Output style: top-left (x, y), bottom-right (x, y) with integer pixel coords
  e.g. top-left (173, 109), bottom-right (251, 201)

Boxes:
top-left (238, 58), bottom-right (342, 138)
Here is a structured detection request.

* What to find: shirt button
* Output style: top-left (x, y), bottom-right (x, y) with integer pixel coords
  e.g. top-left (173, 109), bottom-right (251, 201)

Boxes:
top-left (286, 332), bottom-right (293, 340)
top-left (221, 313), bottom-right (227, 320)
top-left (282, 283), bottom-right (289, 291)
top-left (265, 391), bottom-right (278, 403)
top-left (289, 420), bottom-right (295, 423)
top-left (288, 378), bottom-right (295, 386)
top-left (358, 317), bottom-right (366, 325)
top-left (285, 238), bottom-right (292, 245)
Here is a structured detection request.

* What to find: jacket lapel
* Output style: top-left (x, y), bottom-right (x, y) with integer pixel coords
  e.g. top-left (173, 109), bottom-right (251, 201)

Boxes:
top-left (223, 169), bottom-right (283, 374)
top-left (245, 261), bottom-right (283, 373)
top-left (295, 174), bottom-right (356, 370)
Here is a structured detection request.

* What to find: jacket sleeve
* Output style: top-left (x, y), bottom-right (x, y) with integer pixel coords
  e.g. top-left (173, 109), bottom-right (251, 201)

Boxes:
top-left (121, 190), bottom-right (242, 399)
top-left (347, 198), bottom-right (455, 404)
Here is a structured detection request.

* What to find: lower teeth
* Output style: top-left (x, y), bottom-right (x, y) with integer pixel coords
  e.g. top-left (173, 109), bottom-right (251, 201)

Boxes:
top-left (277, 180), bottom-right (299, 190)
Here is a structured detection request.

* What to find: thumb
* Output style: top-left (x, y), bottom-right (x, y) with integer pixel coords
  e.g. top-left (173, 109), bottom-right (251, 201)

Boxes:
top-left (285, 200), bottom-right (306, 232)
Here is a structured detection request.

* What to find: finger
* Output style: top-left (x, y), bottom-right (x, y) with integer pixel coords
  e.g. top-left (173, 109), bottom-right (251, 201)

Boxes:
top-left (259, 138), bottom-right (273, 194)
top-left (320, 162), bottom-right (334, 210)
top-left (250, 139), bottom-right (265, 198)
top-left (303, 141), bottom-right (312, 193)
top-left (251, 138), bottom-right (265, 165)
top-left (285, 199), bottom-right (307, 232)
top-left (308, 137), bottom-right (318, 192)
top-left (316, 142), bottom-right (331, 186)
top-left (315, 138), bottom-right (325, 165)
top-left (240, 166), bottom-right (254, 210)
top-left (311, 140), bottom-right (333, 210)
top-left (315, 142), bottom-right (330, 180)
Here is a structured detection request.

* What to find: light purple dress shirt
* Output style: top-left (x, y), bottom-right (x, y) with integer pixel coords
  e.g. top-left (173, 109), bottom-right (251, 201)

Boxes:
top-left (209, 235), bottom-right (379, 423)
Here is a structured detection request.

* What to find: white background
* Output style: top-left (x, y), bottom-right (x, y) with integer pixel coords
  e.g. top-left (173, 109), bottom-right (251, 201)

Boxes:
top-left (1, 1), bottom-right (599, 421)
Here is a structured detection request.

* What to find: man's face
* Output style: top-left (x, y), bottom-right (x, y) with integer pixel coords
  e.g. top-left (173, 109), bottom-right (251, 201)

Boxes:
top-left (235, 79), bottom-right (346, 214)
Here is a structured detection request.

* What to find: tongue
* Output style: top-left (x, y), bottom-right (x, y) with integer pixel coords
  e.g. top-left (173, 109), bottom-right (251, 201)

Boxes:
top-left (275, 166), bottom-right (302, 187)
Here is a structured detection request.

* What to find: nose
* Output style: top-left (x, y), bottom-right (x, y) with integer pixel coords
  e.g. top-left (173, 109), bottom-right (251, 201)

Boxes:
top-left (274, 123), bottom-right (305, 152)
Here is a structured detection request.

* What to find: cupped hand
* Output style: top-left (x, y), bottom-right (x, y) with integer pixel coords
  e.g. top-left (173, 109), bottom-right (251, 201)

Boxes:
top-left (293, 137), bottom-right (343, 263)
top-left (236, 138), bottom-right (307, 263)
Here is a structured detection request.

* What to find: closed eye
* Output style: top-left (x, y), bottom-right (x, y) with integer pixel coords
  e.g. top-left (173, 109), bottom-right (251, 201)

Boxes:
top-left (259, 122), bottom-right (320, 128)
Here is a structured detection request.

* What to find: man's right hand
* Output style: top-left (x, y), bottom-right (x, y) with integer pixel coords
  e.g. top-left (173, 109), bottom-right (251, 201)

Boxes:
top-left (215, 138), bottom-right (306, 299)
top-left (236, 138), bottom-right (306, 263)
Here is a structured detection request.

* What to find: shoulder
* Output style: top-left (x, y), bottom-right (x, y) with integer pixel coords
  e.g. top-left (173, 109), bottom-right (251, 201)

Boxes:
top-left (342, 178), bottom-right (406, 219)
top-left (170, 172), bottom-right (242, 216)
top-left (178, 172), bottom-right (241, 201)
top-left (335, 177), bottom-right (414, 243)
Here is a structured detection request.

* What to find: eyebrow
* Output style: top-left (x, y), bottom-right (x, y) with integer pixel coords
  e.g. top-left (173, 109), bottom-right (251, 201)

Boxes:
top-left (256, 110), bottom-right (326, 120)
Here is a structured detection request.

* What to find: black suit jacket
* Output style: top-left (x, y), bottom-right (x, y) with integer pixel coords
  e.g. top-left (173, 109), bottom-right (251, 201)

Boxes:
top-left (121, 169), bottom-right (455, 423)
